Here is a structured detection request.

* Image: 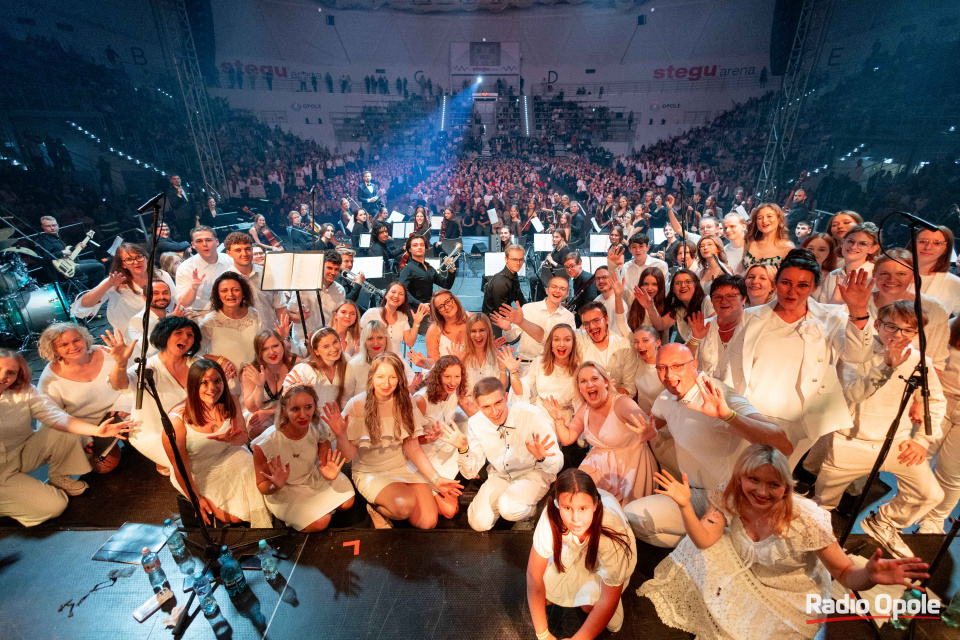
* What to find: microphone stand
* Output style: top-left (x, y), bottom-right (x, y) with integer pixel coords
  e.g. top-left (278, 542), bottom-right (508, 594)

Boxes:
top-left (135, 192), bottom-right (166, 411)
top-left (838, 210), bottom-right (938, 546)
top-left (309, 185), bottom-right (318, 250)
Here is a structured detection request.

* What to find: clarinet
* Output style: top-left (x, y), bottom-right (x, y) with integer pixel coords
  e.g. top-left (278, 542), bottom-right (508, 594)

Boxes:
top-left (342, 270), bottom-right (386, 297)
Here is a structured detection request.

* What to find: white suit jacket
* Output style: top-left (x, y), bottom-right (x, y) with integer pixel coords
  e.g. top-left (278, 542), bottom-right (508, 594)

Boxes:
top-left (721, 299), bottom-right (873, 467)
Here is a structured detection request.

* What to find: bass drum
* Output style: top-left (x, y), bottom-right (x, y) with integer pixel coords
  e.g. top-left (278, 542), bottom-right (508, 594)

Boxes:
top-left (14, 284), bottom-right (70, 335)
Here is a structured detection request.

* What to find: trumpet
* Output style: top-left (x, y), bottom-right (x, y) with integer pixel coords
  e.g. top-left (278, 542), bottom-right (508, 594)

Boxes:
top-left (341, 270), bottom-right (386, 297)
top-left (438, 243), bottom-right (463, 274)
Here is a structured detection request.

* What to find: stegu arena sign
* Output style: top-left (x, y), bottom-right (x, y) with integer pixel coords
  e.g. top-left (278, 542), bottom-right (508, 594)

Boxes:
top-left (652, 64), bottom-right (757, 80)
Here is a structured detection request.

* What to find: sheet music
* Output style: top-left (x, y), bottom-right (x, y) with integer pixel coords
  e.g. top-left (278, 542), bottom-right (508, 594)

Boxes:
top-left (261, 252), bottom-right (325, 291)
top-left (487, 208), bottom-right (499, 225)
top-left (589, 234), bottom-right (610, 254)
top-left (351, 256), bottom-right (383, 278)
top-left (347, 220), bottom-right (355, 232)
top-left (392, 222), bottom-right (413, 239)
top-left (431, 216), bottom-right (443, 230)
top-left (359, 233), bottom-right (371, 248)
top-left (533, 234), bottom-right (553, 252)
top-left (652, 229), bottom-right (666, 245)
top-left (387, 210), bottom-right (405, 223)
top-left (530, 218), bottom-right (544, 233)
top-left (425, 258), bottom-right (442, 271)
top-left (736, 205), bottom-right (748, 218)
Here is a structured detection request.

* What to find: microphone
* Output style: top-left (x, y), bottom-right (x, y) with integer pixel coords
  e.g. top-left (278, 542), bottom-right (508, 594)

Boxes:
top-left (309, 184), bottom-right (318, 195)
top-left (896, 210), bottom-right (939, 233)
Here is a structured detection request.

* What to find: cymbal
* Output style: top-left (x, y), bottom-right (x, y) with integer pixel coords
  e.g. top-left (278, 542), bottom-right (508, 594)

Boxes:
top-left (1, 246), bottom-right (39, 258)
top-left (0, 229), bottom-right (14, 241)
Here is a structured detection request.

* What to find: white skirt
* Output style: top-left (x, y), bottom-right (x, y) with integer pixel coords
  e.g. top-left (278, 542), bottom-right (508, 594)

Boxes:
top-left (264, 470), bottom-right (355, 530)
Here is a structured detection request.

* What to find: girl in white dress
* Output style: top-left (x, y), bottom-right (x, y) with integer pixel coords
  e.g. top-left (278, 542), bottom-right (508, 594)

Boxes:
top-left (165, 359), bottom-right (271, 527)
top-left (815, 221), bottom-right (879, 304)
top-left (412, 355), bottom-right (474, 519)
top-left (916, 225), bottom-right (960, 317)
top-left (639, 444), bottom-right (929, 640)
top-left (320, 353), bottom-right (462, 529)
top-left (0, 349), bottom-right (134, 525)
top-left (648, 269), bottom-right (707, 343)
top-left (358, 283), bottom-right (429, 357)
top-left (241, 330), bottom-right (299, 439)
top-left (73, 243), bottom-right (176, 340)
top-left (199, 272), bottom-right (263, 376)
top-left (631, 326), bottom-right (663, 413)
top-left (506, 323), bottom-right (580, 422)
top-left (527, 469), bottom-right (637, 640)
top-left (695, 236), bottom-right (730, 290)
top-left (328, 301), bottom-right (361, 358)
top-left (37, 323), bottom-right (130, 473)
top-left (283, 327), bottom-right (351, 408)
top-left (252, 384), bottom-right (355, 531)
top-left (462, 313), bottom-right (507, 393)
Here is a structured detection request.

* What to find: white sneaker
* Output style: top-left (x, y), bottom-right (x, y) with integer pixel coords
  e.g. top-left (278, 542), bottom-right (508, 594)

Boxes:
top-left (48, 475), bottom-right (89, 497)
top-left (606, 598), bottom-right (624, 632)
top-left (916, 519), bottom-right (944, 535)
top-left (860, 514), bottom-right (914, 559)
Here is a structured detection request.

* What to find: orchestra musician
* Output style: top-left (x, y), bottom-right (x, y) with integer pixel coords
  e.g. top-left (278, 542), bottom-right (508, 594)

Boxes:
top-left (358, 171), bottom-right (384, 218)
top-left (283, 210), bottom-right (313, 252)
top-left (36, 216), bottom-right (105, 287)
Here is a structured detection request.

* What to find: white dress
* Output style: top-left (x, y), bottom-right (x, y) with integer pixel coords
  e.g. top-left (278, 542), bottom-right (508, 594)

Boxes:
top-left (460, 350), bottom-right (501, 396)
top-left (634, 361), bottom-right (664, 414)
top-left (252, 423), bottom-right (355, 530)
top-left (199, 308), bottom-right (263, 371)
top-left (70, 272), bottom-right (176, 340)
top-left (918, 271), bottom-right (960, 317)
top-left (38, 348), bottom-right (130, 424)
top-left (512, 357), bottom-right (578, 423)
top-left (359, 307), bottom-right (410, 356)
top-left (533, 490), bottom-right (637, 607)
top-left (638, 486), bottom-right (836, 640)
top-left (342, 393), bottom-right (427, 503)
top-left (169, 409), bottom-right (271, 528)
top-left (410, 389), bottom-right (461, 480)
top-left (126, 355), bottom-right (195, 467)
top-left (284, 361), bottom-right (352, 408)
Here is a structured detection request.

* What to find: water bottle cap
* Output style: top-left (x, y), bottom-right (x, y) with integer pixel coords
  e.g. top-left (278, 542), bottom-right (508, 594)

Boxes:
top-left (221, 545), bottom-right (229, 552)
top-left (259, 539), bottom-right (267, 548)
top-left (142, 547), bottom-right (150, 554)
top-left (164, 519), bottom-right (171, 525)
top-left (910, 588), bottom-right (922, 596)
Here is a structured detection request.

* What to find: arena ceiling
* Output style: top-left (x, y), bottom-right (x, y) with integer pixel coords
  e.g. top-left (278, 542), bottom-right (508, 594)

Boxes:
top-left (314, 0), bottom-right (651, 13)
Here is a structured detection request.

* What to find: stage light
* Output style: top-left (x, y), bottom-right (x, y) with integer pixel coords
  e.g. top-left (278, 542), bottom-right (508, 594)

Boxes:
top-left (884, 158), bottom-right (893, 164)
top-left (476, 76), bottom-right (483, 84)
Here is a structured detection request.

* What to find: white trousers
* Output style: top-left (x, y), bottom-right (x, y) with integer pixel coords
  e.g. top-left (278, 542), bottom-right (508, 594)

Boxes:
top-left (622, 486), bottom-right (709, 548)
top-left (924, 402), bottom-right (960, 528)
top-left (467, 469), bottom-right (551, 532)
top-left (0, 427), bottom-right (91, 527)
top-left (814, 434), bottom-right (942, 530)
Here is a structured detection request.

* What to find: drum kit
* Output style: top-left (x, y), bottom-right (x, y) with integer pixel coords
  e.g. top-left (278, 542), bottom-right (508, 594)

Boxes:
top-left (0, 228), bottom-right (70, 347)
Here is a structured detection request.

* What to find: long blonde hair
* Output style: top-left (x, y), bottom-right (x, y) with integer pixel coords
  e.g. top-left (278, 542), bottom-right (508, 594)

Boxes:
top-left (329, 300), bottom-right (361, 347)
top-left (541, 323), bottom-right (579, 377)
top-left (273, 384), bottom-right (321, 432)
top-left (461, 313), bottom-right (498, 375)
top-left (362, 353), bottom-right (416, 445)
top-left (358, 320), bottom-right (389, 364)
top-left (721, 444), bottom-right (796, 536)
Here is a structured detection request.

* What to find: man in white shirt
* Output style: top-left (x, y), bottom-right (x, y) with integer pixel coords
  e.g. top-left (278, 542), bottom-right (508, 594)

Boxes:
top-left (455, 378), bottom-right (563, 531)
top-left (128, 278), bottom-right (178, 358)
top-left (617, 233), bottom-right (668, 295)
top-left (491, 276), bottom-right (573, 376)
top-left (224, 231), bottom-right (283, 329)
top-left (175, 226), bottom-right (235, 312)
top-left (287, 249), bottom-right (345, 352)
top-left (592, 266), bottom-right (629, 337)
top-left (622, 343), bottom-right (789, 547)
top-left (577, 302), bottom-right (638, 397)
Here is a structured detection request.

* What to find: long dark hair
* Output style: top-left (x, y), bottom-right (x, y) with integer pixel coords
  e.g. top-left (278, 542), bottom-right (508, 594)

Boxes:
top-left (380, 282), bottom-right (413, 323)
top-left (546, 469), bottom-right (632, 573)
top-left (664, 269), bottom-right (705, 322)
top-left (182, 359), bottom-right (236, 426)
top-left (627, 266), bottom-right (666, 331)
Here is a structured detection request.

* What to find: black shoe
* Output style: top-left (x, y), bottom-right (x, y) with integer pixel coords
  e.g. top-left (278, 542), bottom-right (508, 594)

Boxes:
top-left (794, 481), bottom-right (814, 497)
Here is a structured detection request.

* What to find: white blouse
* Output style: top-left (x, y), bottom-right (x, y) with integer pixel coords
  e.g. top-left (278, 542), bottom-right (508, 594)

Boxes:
top-left (71, 271), bottom-right (176, 340)
top-left (38, 348), bottom-right (130, 424)
top-left (199, 308), bottom-right (263, 371)
top-left (0, 386), bottom-right (71, 464)
top-left (359, 307), bottom-right (411, 357)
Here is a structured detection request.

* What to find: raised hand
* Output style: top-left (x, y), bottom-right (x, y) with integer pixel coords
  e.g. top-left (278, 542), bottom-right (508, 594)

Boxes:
top-left (449, 339), bottom-right (465, 359)
top-left (218, 358), bottom-right (238, 381)
top-left (489, 311), bottom-right (513, 331)
top-left (190, 269), bottom-right (205, 291)
top-left (494, 336), bottom-right (508, 349)
top-left (93, 417), bottom-right (137, 439)
top-left (101, 329), bottom-right (138, 366)
top-left (412, 303), bottom-right (431, 325)
top-left (525, 433), bottom-right (556, 461)
top-left (437, 421), bottom-right (468, 450)
top-left (408, 372), bottom-right (423, 393)
top-left (653, 470), bottom-right (691, 507)
top-left (883, 335), bottom-right (911, 369)
top-left (243, 364), bottom-right (266, 388)
top-left (689, 311), bottom-right (708, 340)
top-left (407, 350), bottom-right (427, 369)
top-left (106, 271), bottom-right (126, 288)
top-left (320, 401), bottom-right (346, 436)
top-left (434, 477), bottom-right (464, 499)
top-left (260, 455), bottom-right (290, 489)
top-left (623, 411), bottom-right (656, 442)
top-left (207, 420), bottom-right (246, 444)
top-left (319, 448), bottom-right (346, 480)
top-left (864, 548), bottom-right (929, 587)
top-left (498, 302), bottom-right (524, 326)
top-left (633, 286), bottom-right (655, 310)
top-left (285, 368), bottom-right (307, 387)
top-left (665, 194), bottom-right (675, 209)
top-left (687, 375), bottom-right (732, 421)
top-left (274, 314), bottom-right (292, 339)
top-left (835, 268), bottom-right (874, 315)
top-left (610, 270), bottom-right (625, 298)
top-left (607, 244), bottom-right (625, 264)
top-left (171, 304), bottom-right (187, 317)
top-left (497, 346), bottom-right (521, 374)
top-left (542, 396), bottom-right (566, 423)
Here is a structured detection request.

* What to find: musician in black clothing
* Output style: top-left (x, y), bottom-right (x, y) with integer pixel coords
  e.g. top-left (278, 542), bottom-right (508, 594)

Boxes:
top-left (569, 202), bottom-right (588, 248)
top-left (198, 197), bottom-right (224, 228)
top-left (35, 216), bottom-right (104, 286)
top-left (282, 210), bottom-right (313, 251)
top-left (412, 207), bottom-right (432, 245)
top-left (335, 247), bottom-right (374, 312)
top-left (399, 236), bottom-right (455, 307)
top-left (350, 209), bottom-right (373, 246)
top-left (563, 251), bottom-right (597, 326)
top-left (319, 223), bottom-right (339, 250)
top-left (434, 208), bottom-right (461, 254)
top-left (357, 171), bottom-right (383, 217)
top-left (370, 222), bottom-right (402, 273)
top-left (152, 222), bottom-right (192, 265)
top-left (596, 193), bottom-right (615, 229)
top-left (165, 174), bottom-right (193, 237)
top-left (482, 244), bottom-right (527, 336)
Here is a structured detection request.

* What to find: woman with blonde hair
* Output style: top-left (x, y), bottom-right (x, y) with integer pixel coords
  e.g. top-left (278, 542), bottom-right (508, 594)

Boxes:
top-left (345, 320), bottom-right (414, 397)
top-left (815, 221), bottom-right (880, 304)
top-left (283, 327), bottom-right (352, 407)
top-left (742, 203), bottom-right (794, 270)
top-left (241, 329), bottom-right (298, 439)
top-left (320, 353), bottom-right (463, 529)
top-left (328, 300), bottom-right (361, 358)
top-left (504, 323), bottom-right (580, 423)
top-left (252, 384), bottom-right (355, 532)
top-left (639, 444), bottom-right (928, 639)
top-left (359, 282), bottom-right (429, 357)
top-left (462, 313), bottom-right (507, 393)
top-left (543, 362), bottom-right (658, 505)
top-left (742, 263), bottom-right (778, 307)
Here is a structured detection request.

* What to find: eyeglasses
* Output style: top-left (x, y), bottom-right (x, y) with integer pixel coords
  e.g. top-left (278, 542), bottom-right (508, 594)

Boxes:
top-left (582, 317), bottom-right (606, 328)
top-left (506, 257), bottom-right (524, 263)
top-left (122, 255), bottom-right (145, 265)
top-left (711, 293), bottom-right (742, 302)
top-left (436, 298), bottom-right (456, 311)
top-left (674, 279), bottom-right (694, 287)
top-left (917, 240), bottom-right (947, 248)
top-left (655, 360), bottom-right (695, 374)
top-left (879, 321), bottom-right (918, 338)
top-left (843, 238), bottom-right (875, 249)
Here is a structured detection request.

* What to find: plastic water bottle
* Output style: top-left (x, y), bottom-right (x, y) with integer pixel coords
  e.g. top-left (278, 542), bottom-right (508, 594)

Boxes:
top-left (258, 540), bottom-right (278, 581)
top-left (219, 545), bottom-right (247, 596)
top-left (890, 589), bottom-right (923, 630)
top-left (141, 547), bottom-right (168, 593)
top-left (163, 519), bottom-right (191, 569)
top-left (943, 590), bottom-right (960, 627)
top-left (190, 567), bottom-right (220, 617)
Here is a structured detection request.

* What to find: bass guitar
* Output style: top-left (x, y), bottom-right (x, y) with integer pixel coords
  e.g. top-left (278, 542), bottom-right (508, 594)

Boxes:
top-left (53, 230), bottom-right (95, 278)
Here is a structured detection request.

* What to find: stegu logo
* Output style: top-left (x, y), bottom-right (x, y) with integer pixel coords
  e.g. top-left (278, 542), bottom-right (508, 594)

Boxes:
top-left (806, 593), bottom-right (941, 624)
top-left (290, 103), bottom-right (302, 113)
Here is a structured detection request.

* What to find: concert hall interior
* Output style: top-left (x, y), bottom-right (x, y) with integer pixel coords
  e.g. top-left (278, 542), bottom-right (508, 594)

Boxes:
top-left (1, 0), bottom-right (960, 637)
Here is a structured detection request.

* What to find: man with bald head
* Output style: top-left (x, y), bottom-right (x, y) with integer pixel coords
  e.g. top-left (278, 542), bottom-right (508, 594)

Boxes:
top-left (622, 343), bottom-right (789, 547)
